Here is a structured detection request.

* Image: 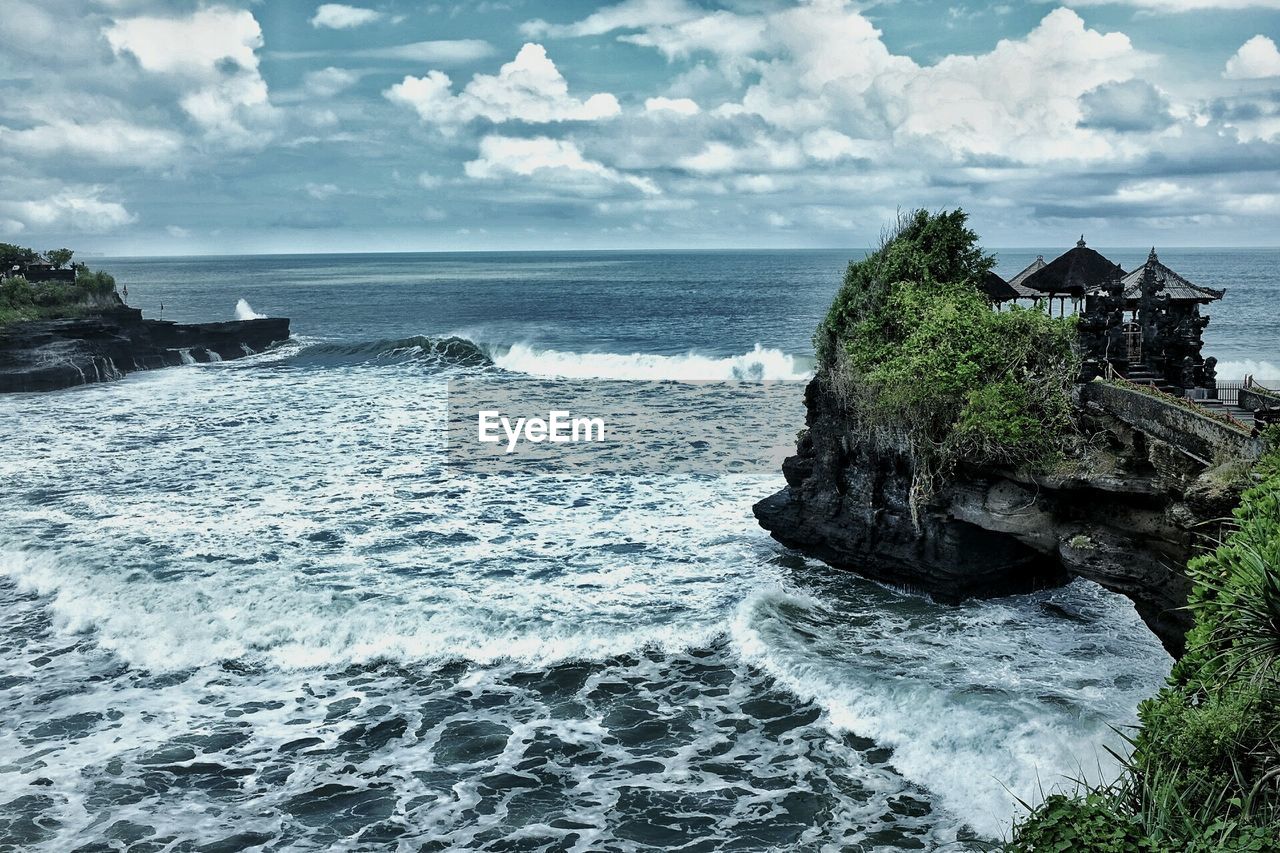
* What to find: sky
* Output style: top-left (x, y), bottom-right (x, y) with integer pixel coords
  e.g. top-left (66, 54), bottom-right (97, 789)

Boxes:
top-left (2, 0), bottom-right (1279, 254)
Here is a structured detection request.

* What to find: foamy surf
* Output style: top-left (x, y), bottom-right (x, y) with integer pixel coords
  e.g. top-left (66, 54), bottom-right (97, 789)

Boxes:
top-left (488, 342), bottom-right (814, 381)
top-left (728, 578), bottom-right (1170, 839)
top-left (1215, 358), bottom-right (1280, 380)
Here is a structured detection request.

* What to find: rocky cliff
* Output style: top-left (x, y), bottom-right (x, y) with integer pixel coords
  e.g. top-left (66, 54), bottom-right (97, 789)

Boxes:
top-left (0, 307), bottom-right (290, 393)
top-left (755, 376), bottom-right (1246, 656)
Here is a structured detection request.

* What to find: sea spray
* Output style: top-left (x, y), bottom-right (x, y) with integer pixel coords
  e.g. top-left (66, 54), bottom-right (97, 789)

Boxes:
top-left (235, 298), bottom-right (266, 320)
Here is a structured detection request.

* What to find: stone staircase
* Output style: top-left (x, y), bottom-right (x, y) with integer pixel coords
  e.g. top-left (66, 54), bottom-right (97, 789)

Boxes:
top-left (1124, 365), bottom-right (1256, 425)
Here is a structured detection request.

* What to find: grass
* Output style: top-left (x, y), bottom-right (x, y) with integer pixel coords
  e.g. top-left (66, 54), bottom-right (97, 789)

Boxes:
top-left (1009, 445), bottom-right (1280, 851)
top-left (0, 271), bottom-right (117, 327)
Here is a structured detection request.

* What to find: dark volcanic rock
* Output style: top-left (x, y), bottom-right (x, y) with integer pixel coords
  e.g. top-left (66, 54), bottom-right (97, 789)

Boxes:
top-left (0, 308), bottom-right (290, 393)
top-left (755, 377), bottom-right (1240, 656)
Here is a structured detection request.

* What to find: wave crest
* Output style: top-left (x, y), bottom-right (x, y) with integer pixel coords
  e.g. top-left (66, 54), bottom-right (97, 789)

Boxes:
top-left (289, 335), bottom-right (494, 369)
top-left (489, 343), bottom-right (813, 381)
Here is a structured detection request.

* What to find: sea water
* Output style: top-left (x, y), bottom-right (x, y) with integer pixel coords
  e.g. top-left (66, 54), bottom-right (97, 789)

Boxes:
top-left (1, 249), bottom-right (1273, 851)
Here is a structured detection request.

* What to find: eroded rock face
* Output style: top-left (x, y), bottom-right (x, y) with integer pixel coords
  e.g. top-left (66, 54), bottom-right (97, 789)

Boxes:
top-left (754, 377), bottom-right (1239, 656)
top-left (0, 308), bottom-right (291, 393)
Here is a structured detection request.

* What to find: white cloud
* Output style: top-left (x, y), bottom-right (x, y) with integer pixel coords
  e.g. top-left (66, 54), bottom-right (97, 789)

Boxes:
top-left (620, 10), bottom-right (769, 59)
top-left (2, 191), bottom-right (137, 233)
top-left (521, 0), bottom-right (699, 38)
top-left (272, 40), bottom-right (494, 63)
top-left (310, 4), bottom-right (385, 29)
top-left (800, 129), bottom-right (882, 162)
top-left (1065, 0), bottom-right (1280, 9)
top-left (105, 7), bottom-right (276, 146)
top-left (386, 43), bottom-right (620, 126)
top-left (677, 138), bottom-right (805, 174)
top-left (887, 9), bottom-right (1147, 162)
top-left (644, 96), bottom-right (700, 115)
top-left (105, 8), bottom-right (262, 79)
top-left (166, 225), bottom-right (191, 238)
top-left (465, 135), bottom-right (659, 194)
top-left (305, 182), bottom-right (343, 199)
top-left (1224, 35), bottom-right (1280, 79)
top-left (0, 120), bottom-right (183, 167)
top-left (304, 67), bottom-right (362, 97)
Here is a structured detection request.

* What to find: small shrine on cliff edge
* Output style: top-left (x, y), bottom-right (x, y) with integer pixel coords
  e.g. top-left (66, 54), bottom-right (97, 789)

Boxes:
top-left (985, 239), bottom-right (1225, 399)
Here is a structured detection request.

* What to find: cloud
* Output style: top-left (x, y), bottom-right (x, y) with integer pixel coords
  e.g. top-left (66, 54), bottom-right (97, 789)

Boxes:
top-left (2, 190), bottom-right (137, 233)
top-left (274, 40), bottom-right (494, 64)
top-left (619, 10), bottom-right (769, 59)
top-left (644, 96), bottom-right (700, 115)
top-left (1079, 80), bottom-right (1175, 131)
top-left (0, 120), bottom-right (184, 167)
top-left (310, 4), bottom-right (384, 29)
top-left (1064, 0), bottom-right (1280, 9)
top-left (465, 135), bottom-right (659, 194)
top-left (305, 182), bottom-right (343, 199)
top-left (104, 7), bottom-right (276, 146)
top-left (354, 40), bottom-right (494, 63)
top-left (1224, 36), bottom-right (1280, 80)
top-left (521, 0), bottom-right (700, 37)
top-left (386, 43), bottom-right (620, 126)
top-left (304, 67), bottom-right (362, 97)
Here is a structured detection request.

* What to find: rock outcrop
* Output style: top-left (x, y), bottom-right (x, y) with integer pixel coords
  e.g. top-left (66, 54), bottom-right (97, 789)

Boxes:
top-left (755, 377), bottom-right (1245, 656)
top-left (0, 307), bottom-right (290, 393)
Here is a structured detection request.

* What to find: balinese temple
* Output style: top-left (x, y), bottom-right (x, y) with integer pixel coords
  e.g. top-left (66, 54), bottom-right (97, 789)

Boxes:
top-left (985, 239), bottom-right (1226, 398)
top-left (1022, 237), bottom-right (1127, 316)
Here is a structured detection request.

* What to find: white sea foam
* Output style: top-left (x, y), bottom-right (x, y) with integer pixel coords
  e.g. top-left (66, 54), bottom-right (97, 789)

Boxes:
top-left (489, 342), bottom-right (813, 381)
top-left (1215, 358), bottom-right (1280, 380)
top-left (728, 579), bottom-right (1170, 839)
top-left (235, 298), bottom-right (266, 320)
top-left (0, 342), bottom-right (1171, 848)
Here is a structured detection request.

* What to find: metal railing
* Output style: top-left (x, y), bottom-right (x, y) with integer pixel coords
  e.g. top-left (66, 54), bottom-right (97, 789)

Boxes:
top-left (1217, 378), bottom-right (1280, 407)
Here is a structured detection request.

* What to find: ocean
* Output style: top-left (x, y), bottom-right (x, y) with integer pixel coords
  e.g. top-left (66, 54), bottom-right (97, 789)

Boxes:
top-left (0, 249), bottom-right (1274, 851)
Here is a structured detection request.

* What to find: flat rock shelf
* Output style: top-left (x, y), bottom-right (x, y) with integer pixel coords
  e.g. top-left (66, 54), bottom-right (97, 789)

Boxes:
top-left (0, 308), bottom-right (290, 393)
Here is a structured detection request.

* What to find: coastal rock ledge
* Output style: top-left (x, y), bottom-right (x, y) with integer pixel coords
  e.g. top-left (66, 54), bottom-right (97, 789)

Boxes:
top-left (0, 307), bottom-right (290, 393)
top-left (755, 378), bottom-right (1247, 656)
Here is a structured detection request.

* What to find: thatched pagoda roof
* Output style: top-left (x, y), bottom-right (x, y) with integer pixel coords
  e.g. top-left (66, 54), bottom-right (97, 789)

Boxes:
top-left (1021, 237), bottom-right (1125, 297)
top-left (1006, 256), bottom-right (1046, 298)
top-left (980, 270), bottom-right (1020, 302)
top-left (1117, 248), bottom-right (1225, 304)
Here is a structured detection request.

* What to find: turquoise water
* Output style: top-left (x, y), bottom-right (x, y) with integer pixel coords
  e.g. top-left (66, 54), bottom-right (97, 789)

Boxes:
top-left (3, 248), bottom-right (1269, 851)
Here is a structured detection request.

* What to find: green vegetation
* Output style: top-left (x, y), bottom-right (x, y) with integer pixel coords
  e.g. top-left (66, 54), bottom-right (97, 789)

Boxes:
top-left (1009, 448), bottom-right (1280, 851)
top-left (0, 243), bottom-right (117, 326)
top-left (816, 209), bottom-right (1078, 488)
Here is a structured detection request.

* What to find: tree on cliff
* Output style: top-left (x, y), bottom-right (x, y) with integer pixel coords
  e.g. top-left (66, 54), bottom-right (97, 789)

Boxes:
top-left (814, 209), bottom-right (1078, 488)
top-left (45, 248), bottom-right (74, 269)
top-left (0, 242), bottom-right (39, 269)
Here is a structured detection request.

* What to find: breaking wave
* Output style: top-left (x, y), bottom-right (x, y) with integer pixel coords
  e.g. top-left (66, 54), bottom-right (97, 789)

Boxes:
top-left (283, 335), bottom-right (813, 381)
top-left (1215, 359), bottom-right (1280, 381)
top-left (488, 342), bottom-right (814, 380)
top-left (288, 335), bottom-right (494, 369)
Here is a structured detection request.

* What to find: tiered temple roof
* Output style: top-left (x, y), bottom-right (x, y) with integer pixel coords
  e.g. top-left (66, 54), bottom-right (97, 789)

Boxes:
top-left (1117, 248), bottom-right (1225, 305)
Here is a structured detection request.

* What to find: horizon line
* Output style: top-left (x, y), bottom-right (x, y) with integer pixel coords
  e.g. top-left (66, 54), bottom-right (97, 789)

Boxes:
top-left (92, 244), bottom-right (1280, 260)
